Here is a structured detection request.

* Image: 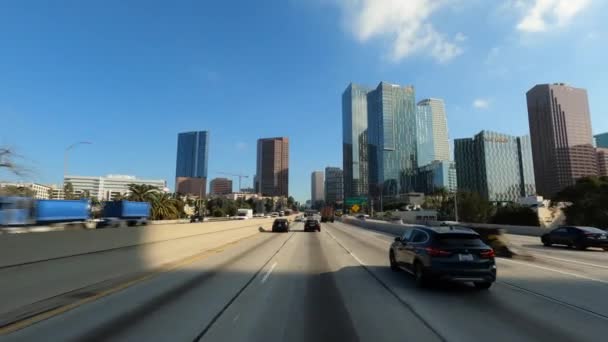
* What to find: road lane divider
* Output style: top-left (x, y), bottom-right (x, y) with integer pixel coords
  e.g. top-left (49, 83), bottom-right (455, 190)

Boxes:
top-left (261, 262), bottom-right (278, 284)
top-left (0, 231), bottom-right (266, 336)
top-left (192, 232), bottom-right (296, 342)
top-left (324, 224), bottom-right (447, 342)
top-left (498, 258), bottom-right (608, 285)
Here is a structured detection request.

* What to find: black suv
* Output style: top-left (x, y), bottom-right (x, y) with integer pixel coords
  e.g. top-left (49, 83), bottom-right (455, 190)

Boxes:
top-left (541, 226), bottom-right (608, 250)
top-left (304, 219), bottom-right (321, 232)
top-left (389, 226), bottom-right (496, 289)
top-left (272, 218), bottom-right (290, 233)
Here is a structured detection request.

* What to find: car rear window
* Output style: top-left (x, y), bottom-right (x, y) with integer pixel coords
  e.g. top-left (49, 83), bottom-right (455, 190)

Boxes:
top-left (436, 234), bottom-right (485, 247)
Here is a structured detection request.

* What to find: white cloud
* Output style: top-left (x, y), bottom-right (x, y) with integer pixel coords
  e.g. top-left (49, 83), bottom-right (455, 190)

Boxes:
top-left (473, 98), bottom-right (490, 109)
top-left (333, 0), bottom-right (463, 63)
top-left (515, 0), bottom-right (591, 32)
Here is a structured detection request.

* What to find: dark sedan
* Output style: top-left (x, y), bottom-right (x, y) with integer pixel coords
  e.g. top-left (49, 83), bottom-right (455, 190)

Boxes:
top-left (541, 226), bottom-right (608, 250)
top-left (389, 226), bottom-right (496, 289)
top-left (272, 218), bottom-right (290, 233)
top-left (304, 219), bottom-right (321, 232)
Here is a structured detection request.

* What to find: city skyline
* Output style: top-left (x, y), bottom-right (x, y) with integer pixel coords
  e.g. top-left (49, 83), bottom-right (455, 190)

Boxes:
top-left (255, 137), bottom-right (289, 197)
top-left (1, 1), bottom-right (607, 202)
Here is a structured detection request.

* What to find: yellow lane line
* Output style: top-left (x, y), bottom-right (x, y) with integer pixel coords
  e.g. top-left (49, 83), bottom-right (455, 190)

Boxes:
top-left (0, 231), bottom-right (263, 335)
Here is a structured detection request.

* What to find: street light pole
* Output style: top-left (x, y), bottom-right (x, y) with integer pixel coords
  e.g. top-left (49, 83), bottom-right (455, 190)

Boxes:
top-left (63, 141), bottom-right (91, 195)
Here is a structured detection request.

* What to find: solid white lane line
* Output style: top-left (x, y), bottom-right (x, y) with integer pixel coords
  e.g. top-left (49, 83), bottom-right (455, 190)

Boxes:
top-left (261, 262), bottom-right (278, 284)
top-left (530, 254), bottom-right (608, 270)
top-left (500, 258), bottom-right (608, 285)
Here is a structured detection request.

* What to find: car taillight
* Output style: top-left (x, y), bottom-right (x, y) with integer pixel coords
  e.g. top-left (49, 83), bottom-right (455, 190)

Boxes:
top-left (480, 249), bottom-right (495, 258)
top-left (425, 247), bottom-right (451, 257)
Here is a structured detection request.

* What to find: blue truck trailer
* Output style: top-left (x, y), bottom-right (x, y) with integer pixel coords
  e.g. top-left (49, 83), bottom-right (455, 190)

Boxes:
top-left (98, 200), bottom-right (150, 228)
top-left (0, 197), bottom-right (90, 228)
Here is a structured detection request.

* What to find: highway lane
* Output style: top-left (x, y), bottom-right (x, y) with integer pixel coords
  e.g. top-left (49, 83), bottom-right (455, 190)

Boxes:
top-left (2, 220), bottom-right (608, 341)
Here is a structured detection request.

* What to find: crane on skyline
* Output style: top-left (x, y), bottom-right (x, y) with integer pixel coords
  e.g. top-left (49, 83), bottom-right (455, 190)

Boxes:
top-left (217, 172), bottom-right (249, 192)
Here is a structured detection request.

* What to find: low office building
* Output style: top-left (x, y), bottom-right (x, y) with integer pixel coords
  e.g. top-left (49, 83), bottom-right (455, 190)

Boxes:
top-left (0, 182), bottom-right (51, 199)
top-left (455, 131), bottom-right (536, 202)
top-left (597, 148), bottom-right (608, 176)
top-left (415, 160), bottom-right (457, 194)
top-left (210, 178), bottom-right (233, 195)
top-left (64, 174), bottom-right (166, 200)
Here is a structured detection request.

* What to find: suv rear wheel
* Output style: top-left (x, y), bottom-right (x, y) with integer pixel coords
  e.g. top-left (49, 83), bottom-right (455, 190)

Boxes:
top-left (414, 262), bottom-right (428, 288)
top-left (389, 251), bottom-right (399, 272)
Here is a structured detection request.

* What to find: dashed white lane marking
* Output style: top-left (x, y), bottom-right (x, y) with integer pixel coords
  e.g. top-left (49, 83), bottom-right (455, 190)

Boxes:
top-left (326, 229), bottom-right (366, 265)
top-left (261, 262), bottom-right (278, 284)
top-left (233, 314), bottom-right (240, 322)
top-left (500, 258), bottom-right (608, 285)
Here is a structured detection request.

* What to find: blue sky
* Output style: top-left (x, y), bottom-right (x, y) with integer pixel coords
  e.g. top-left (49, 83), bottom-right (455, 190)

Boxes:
top-left (1, 0), bottom-right (606, 202)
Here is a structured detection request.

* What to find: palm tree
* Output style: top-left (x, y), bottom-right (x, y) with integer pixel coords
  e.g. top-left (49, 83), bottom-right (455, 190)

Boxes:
top-left (150, 192), bottom-right (179, 220)
top-left (127, 184), bottom-right (159, 202)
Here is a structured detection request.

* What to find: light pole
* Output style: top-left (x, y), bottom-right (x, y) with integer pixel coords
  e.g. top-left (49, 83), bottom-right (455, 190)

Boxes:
top-left (63, 141), bottom-right (92, 194)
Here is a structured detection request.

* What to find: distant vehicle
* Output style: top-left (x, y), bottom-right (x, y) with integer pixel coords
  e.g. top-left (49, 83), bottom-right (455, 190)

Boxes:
top-left (356, 214), bottom-right (369, 220)
top-left (304, 210), bottom-right (317, 218)
top-left (389, 226), bottom-right (496, 289)
top-left (236, 208), bottom-right (253, 220)
top-left (388, 217), bottom-right (404, 224)
top-left (320, 206), bottom-right (335, 223)
top-left (0, 197), bottom-right (90, 228)
top-left (335, 209), bottom-right (343, 217)
top-left (304, 219), bottom-right (321, 232)
top-left (99, 200), bottom-right (150, 228)
top-left (190, 214), bottom-right (205, 223)
top-left (295, 216), bottom-right (304, 222)
top-left (270, 212), bottom-right (279, 218)
top-left (279, 210), bottom-right (285, 217)
top-left (541, 226), bottom-right (608, 251)
top-left (284, 209), bottom-right (292, 216)
top-left (272, 218), bottom-right (290, 232)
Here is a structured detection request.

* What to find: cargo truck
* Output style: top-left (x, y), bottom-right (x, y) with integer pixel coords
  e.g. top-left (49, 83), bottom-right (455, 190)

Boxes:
top-left (320, 206), bottom-right (335, 223)
top-left (98, 200), bottom-right (150, 228)
top-left (236, 208), bottom-right (253, 220)
top-left (0, 197), bottom-right (91, 228)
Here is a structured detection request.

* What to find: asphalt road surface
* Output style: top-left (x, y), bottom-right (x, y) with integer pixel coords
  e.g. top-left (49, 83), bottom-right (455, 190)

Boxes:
top-left (2, 221), bottom-right (608, 342)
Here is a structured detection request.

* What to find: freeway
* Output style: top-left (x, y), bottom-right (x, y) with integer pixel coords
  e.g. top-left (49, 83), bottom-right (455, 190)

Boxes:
top-left (2, 221), bottom-right (608, 341)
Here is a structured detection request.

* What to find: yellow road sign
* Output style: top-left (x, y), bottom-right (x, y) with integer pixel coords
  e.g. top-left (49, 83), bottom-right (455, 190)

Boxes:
top-left (351, 204), bottom-right (360, 213)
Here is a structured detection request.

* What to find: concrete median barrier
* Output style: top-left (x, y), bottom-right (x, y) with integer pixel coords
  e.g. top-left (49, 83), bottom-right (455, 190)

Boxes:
top-left (0, 218), bottom-right (276, 268)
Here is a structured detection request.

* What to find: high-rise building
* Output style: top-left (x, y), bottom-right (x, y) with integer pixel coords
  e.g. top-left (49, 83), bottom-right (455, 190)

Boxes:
top-left (454, 131), bottom-right (536, 202)
top-left (342, 83), bottom-right (370, 199)
top-left (526, 84), bottom-right (598, 197)
top-left (0, 182), bottom-right (51, 199)
top-left (209, 177), bottom-right (233, 195)
top-left (255, 137), bottom-right (289, 197)
top-left (64, 174), bottom-right (166, 200)
top-left (595, 132), bottom-right (608, 148)
top-left (417, 98), bottom-right (450, 166)
top-left (415, 160), bottom-right (457, 194)
top-left (367, 82), bottom-right (418, 201)
top-left (324, 167), bottom-right (344, 205)
top-left (597, 148), bottom-right (608, 176)
top-left (175, 131), bottom-right (209, 196)
top-left (311, 171), bottom-right (324, 203)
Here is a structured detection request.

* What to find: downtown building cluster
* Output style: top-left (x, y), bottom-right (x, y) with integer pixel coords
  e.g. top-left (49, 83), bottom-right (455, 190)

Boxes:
top-left (174, 132), bottom-right (290, 199)
top-left (342, 81), bottom-right (607, 207)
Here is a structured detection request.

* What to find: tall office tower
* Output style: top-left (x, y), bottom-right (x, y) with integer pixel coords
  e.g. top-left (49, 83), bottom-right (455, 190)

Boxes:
top-left (255, 137), bottom-right (289, 196)
top-left (417, 98), bottom-right (450, 166)
top-left (175, 131), bottom-right (209, 196)
top-left (324, 167), bottom-right (344, 205)
top-left (367, 82), bottom-right (418, 200)
top-left (343, 83), bottom-right (370, 199)
top-left (311, 171), bottom-right (324, 203)
top-left (527, 83), bottom-right (597, 197)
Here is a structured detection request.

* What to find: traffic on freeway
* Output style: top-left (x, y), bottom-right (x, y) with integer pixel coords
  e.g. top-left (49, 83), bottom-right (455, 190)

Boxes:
top-left (1, 219), bottom-right (607, 341)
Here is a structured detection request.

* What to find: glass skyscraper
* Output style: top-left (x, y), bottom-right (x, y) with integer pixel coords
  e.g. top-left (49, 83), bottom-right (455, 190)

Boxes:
top-left (595, 132), bottom-right (608, 148)
top-left (455, 131), bottom-right (535, 202)
top-left (175, 131), bottom-right (209, 196)
top-left (342, 83), bottom-right (370, 199)
top-left (415, 160), bottom-right (457, 194)
top-left (416, 98), bottom-right (450, 166)
top-left (367, 82), bottom-right (418, 200)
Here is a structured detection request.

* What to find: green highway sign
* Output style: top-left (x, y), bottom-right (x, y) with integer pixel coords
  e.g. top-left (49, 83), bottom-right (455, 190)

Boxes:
top-left (345, 197), bottom-right (368, 206)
